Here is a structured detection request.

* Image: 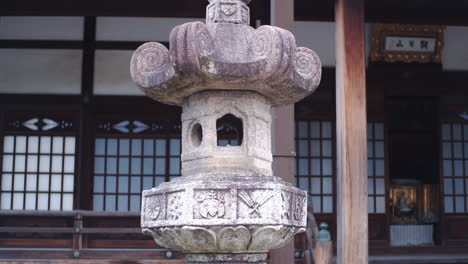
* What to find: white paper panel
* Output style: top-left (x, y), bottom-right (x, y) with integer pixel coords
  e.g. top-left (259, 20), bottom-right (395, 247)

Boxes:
top-left (38, 174), bottom-right (50, 191)
top-left (64, 137), bottom-right (76, 154)
top-left (376, 178), bottom-right (385, 195)
top-left (455, 197), bottom-right (465, 213)
top-left (444, 179), bottom-right (453, 194)
top-left (0, 49), bottom-right (82, 94)
top-left (1, 193), bottom-right (11, 209)
top-left (322, 140), bottom-right (332, 157)
top-left (3, 136), bottom-right (14, 153)
top-left (13, 174), bottom-right (25, 191)
top-left (106, 176), bottom-right (117, 193)
top-left (375, 160), bottom-right (385, 176)
top-left (297, 121), bottom-right (308, 138)
top-left (443, 142), bottom-right (452, 158)
top-left (453, 143), bottom-right (463, 158)
top-left (143, 176), bottom-right (152, 190)
top-left (120, 139), bottom-right (130, 155)
top-left (51, 174), bottom-right (62, 192)
top-left (118, 176), bottom-right (129, 193)
top-left (323, 196), bottom-right (333, 213)
top-left (310, 122), bottom-right (320, 138)
top-left (40, 137), bottom-right (51, 153)
top-left (155, 158), bottom-right (166, 175)
top-left (118, 195), bottom-right (128, 212)
top-left (52, 156), bottom-right (63, 173)
top-left (27, 155), bottom-right (38, 172)
top-left (93, 195), bottom-right (104, 211)
top-left (39, 156), bottom-right (50, 172)
top-left (310, 159), bottom-right (320, 175)
top-left (14, 155), bottom-right (25, 172)
top-left (444, 160), bottom-right (453, 177)
top-left (63, 175), bottom-right (74, 192)
top-left (26, 174), bottom-right (37, 191)
top-left (93, 50), bottom-right (144, 95)
top-left (130, 177), bottom-right (141, 193)
top-left (62, 194), bottom-right (73, 210)
top-left (311, 177), bottom-right (320, 194)
top-left (376, 197), bottom-right (386, 213)
top-left (37, 193), bottom-right (48, 210)
top-left (64, 156), bottom-right (75, 173)
top-left (0, 16), bottom-right (84, 40)
top-left (368, 198), bottom-right (375, 213)
top-left (15, 136), bottom-right (27, 153)
top-left (297, 140), bottom-right (308, 157)
top-left (442, 124), bottom-right (451, 140)
top-left (96, 17), bottom-right (203, 41)
top-left (455, 178), bottom-right (465, 194)
top-left (367, 141), bottom-right (374, 158)
top-left (50, 193), bottom-right (61, 210)
top-left (130, 195), bottom-right (140, 211)
top-left (52, 137), bottom-right (63, 154)
top-left (311, 196), bottom-right (321, 213)
top-left (368, 179), bottom-right (374, 195)
top-left (374, 124), bottom-right (384, 140)
top-left (25, 193), bottom-right (36, 210)
top-left (367, 124), bottom-right (374, 139)
top-left (375, 142), bottom-right (385, 158)
top-left (106, 195), bottom-right (116, 211)
top-left (310, 140), bottom-right (320, 156)
top-left (1, 174), bottom-right (12, 191)
top-left (322, 177), bottom-right (333, 194)
top-left (445, 196), bottom-right (454, 213)
top-left (13, 193), bottom-right (24, 210)
top-left (368, 160), bottom-right (374, 176)
top-left (28, 136), bottom-right (39, 153)
top-left (2, 155), bottom-right (13, 172)
top-left (322, 159), bottom-right (332, 175)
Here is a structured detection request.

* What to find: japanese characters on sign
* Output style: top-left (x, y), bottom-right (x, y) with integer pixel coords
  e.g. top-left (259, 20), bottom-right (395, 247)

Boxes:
top-left (385, 36), bottom-right (436, 53)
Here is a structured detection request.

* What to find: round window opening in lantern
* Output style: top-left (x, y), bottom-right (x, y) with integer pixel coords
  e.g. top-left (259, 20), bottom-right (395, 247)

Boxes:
top-left (216, 114), bottom-right (243, 147)
top-left (191, 122), bottom-right (203, 147)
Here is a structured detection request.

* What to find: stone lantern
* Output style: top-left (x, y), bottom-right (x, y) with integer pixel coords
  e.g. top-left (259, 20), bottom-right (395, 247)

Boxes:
top-left (130, 0), bottom-right (321, 263)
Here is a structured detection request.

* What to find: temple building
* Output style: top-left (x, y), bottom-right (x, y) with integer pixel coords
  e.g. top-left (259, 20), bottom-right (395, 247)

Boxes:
top-left (0, 0), bottom-right (468, 263)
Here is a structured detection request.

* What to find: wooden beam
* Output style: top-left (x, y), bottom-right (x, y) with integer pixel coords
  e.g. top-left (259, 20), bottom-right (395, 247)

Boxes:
top-left (335, 0), bottom-right (368, 264)
top-left (269, 0), bottom-right (295, 263)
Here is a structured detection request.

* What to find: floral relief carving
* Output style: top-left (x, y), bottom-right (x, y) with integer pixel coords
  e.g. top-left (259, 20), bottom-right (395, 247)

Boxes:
top-left (194, 190), bottom-right (227, 219)
top-left (167, 192), bottom-right (184, 220)
top-left (145, 195), bottom-right (164, 221)
top-left (145, 225), bottom-right (302, 254)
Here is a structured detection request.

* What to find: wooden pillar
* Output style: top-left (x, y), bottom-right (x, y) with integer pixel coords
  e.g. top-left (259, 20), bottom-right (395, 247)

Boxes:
top-left (335, 0), bottom-right (368, 264)
top-left (270, 0), bottom-right (295, 263)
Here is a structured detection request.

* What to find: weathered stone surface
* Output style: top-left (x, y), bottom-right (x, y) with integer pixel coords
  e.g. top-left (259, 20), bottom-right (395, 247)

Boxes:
top-left (142, 174), bottom-right (306, 253)
top-left (130, 1), bottom-right (321, 107)
top-left (181, 91), bottom-right (272, 176)
top-left (187, 253), bottom-right (267, 264)
top-left (133, 0), bottom-right (320, 261)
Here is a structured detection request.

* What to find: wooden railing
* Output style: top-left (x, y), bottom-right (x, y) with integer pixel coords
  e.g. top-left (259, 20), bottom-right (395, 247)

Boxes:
top-left (303, 209), bottom-right (333, 264)
top-left (0, 210), bottom-right (184, 261)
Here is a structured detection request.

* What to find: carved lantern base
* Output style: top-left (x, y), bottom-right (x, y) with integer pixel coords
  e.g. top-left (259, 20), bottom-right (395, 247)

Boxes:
top-left (141, 174), bottom-right (307, 257)
top-left (187, 253), bottom-right (267, 264)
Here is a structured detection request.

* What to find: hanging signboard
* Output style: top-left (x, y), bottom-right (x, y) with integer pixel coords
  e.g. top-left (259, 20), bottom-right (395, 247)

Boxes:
top-left (371, 24), bottom-right (445, 64)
